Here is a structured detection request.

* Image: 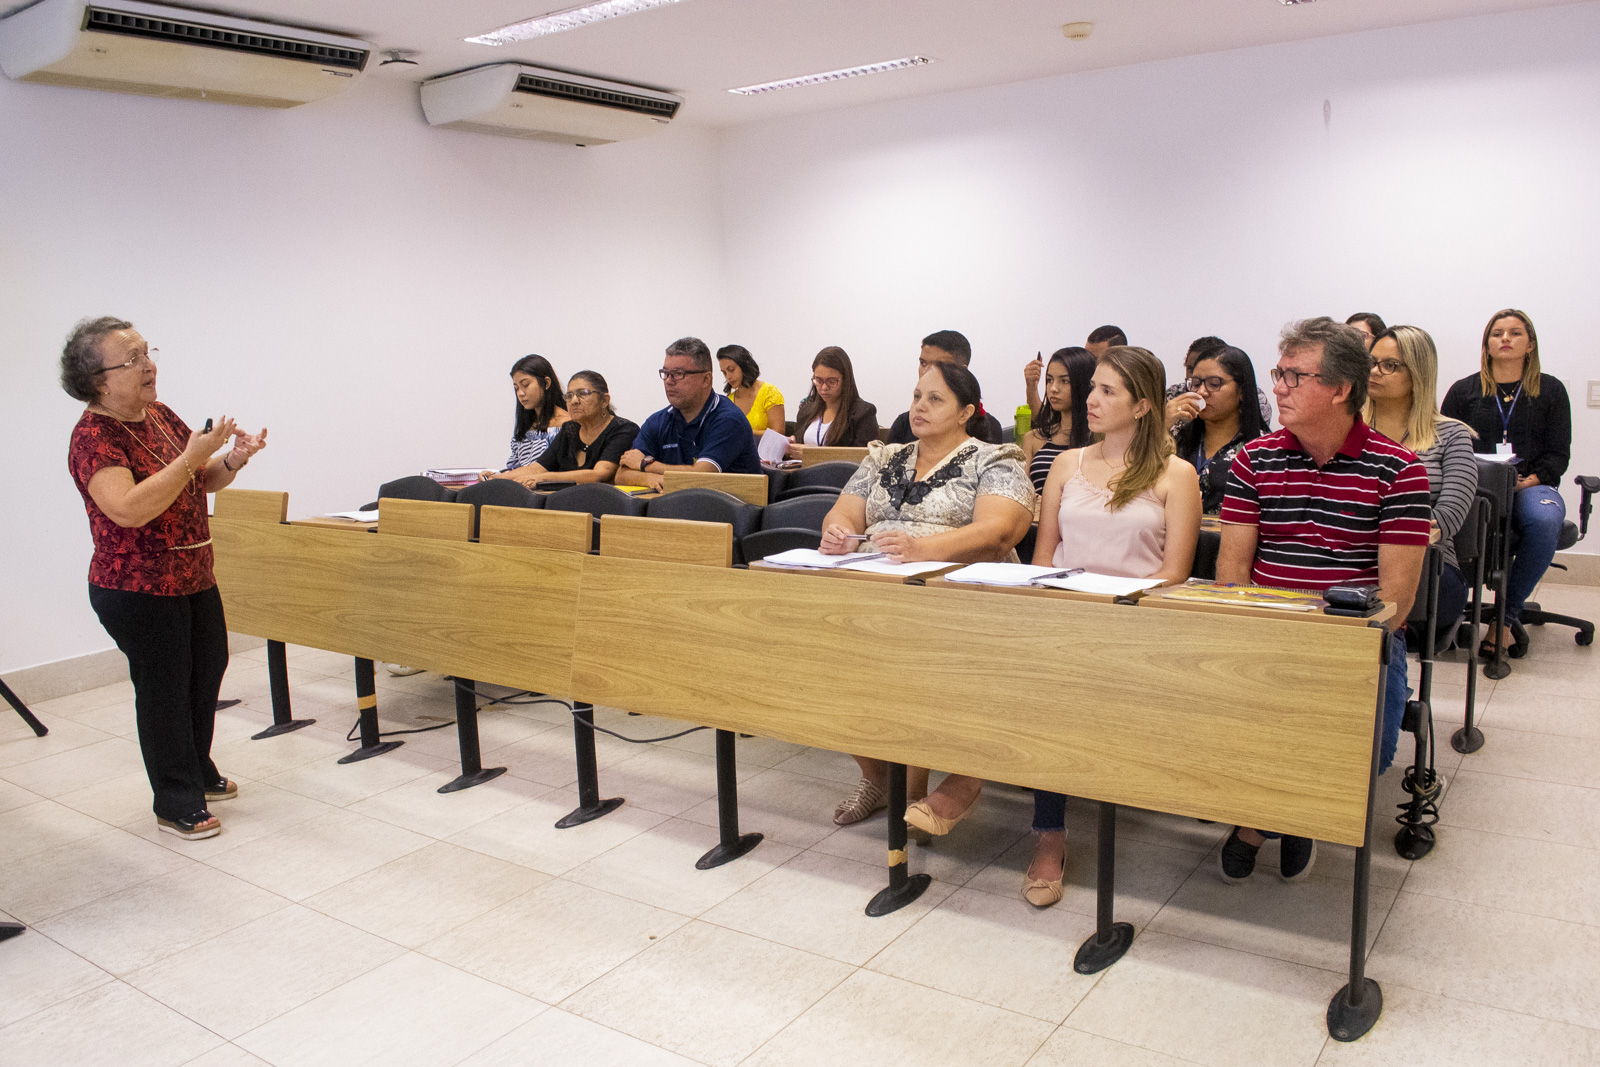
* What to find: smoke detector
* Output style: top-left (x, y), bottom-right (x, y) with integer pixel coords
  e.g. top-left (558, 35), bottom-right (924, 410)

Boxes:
top-left (1062, 22), bottom-right (1093, 41)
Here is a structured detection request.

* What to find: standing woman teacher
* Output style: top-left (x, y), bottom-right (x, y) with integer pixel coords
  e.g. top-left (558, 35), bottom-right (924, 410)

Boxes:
top-left (62, 317), bottom-right (268, 840)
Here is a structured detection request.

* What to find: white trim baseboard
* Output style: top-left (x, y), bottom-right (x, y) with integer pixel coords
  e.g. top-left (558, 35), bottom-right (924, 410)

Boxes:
top-left (1543, 550), bottom-right (1600, 586)
top-left (2, 633), bottom-right (267, 707)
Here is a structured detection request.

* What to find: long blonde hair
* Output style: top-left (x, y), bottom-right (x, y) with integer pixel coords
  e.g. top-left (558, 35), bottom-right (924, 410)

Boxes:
top-left (1363, 325), bottom-right (1467, 454)
top-left (1098, 346), bottom-right (1173, 511)
top-left (1477, 308), bottom-right (1541, 398)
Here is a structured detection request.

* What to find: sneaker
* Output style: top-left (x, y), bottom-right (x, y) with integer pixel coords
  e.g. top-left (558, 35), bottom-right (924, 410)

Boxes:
top-left (833, 778), bottom-right (886, 826)
top-left (385, 664), bottom-right (424, 677)
top-left (205, 778), bottom-right (238, 802)
top-left (157, 810), bottom-right (221, 840)
top-left (1279, 836), bottom-right (1317, 881)
top-left (1219, 827), bottom-right (1259, 883)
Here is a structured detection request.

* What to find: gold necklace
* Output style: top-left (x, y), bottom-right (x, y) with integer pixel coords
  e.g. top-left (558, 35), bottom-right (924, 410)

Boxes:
top-left (91, 405), bottom-right (200, 496)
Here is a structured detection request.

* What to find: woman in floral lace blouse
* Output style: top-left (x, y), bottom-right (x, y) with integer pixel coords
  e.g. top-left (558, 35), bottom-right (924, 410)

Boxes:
top-left (818, 361), bottom-right (1034, 829)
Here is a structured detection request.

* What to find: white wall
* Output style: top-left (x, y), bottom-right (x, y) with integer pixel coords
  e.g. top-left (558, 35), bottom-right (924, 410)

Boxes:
top-left (717, 3), bottom-right (1600, 515)
top-left (0, 73), bottom-right (726, 677)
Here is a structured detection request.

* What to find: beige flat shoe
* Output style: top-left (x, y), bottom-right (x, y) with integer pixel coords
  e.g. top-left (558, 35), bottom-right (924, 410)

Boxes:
top-left (1022, 873), bottom-right (1064, 907)
top-left (904, 792), bottom-right (978, 837)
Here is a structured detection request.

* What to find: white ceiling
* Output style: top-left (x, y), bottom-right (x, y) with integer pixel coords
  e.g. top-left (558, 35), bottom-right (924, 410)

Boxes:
top-left (10, 0), bottom-right (1584, 126)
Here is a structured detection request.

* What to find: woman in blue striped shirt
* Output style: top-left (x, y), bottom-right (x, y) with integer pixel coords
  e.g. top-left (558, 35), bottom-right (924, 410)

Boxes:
top-left (503, 354), bottom-right (570, 471)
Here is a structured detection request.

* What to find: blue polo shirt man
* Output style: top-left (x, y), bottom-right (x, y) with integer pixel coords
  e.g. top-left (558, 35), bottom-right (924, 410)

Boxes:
top-left (617, 337), bottom-right (762, 489)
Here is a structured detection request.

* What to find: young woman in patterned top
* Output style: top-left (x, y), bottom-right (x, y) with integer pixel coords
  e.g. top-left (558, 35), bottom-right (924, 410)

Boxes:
top-left (63, 317), bottom-right (268, 840)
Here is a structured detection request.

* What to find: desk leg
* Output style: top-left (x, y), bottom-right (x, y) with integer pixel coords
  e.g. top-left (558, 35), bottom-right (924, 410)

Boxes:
top-left (251, 640), bottom-right (317, 740)
top-left (338, 658), bottom-right (404, 764)
top-left (0, 678), bottom-right (47, 738)
top-left (1453, 514), bottom-right (1489, 753)
top-left (555, 703), bottom-right (624, 828)
top-left (0, 922), bottom-right (24, 943)
top-left (866, 763), bottom-right (931, 916)
top-left (439, 678), bottom-right (507, 793)
top-left (1074, 801), bottom-right (1135, 973)
top-left (696, 729), bottom-right (762, 869)
top-left (1328, 646), bottom-right (1387, 1041)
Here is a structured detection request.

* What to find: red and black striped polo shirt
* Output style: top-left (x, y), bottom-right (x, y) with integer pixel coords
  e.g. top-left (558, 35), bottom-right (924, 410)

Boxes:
top-left (1220, 420), bottom-right (1431, 591)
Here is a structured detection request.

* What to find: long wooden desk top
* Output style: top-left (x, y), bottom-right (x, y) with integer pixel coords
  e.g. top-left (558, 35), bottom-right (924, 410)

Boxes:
top-left (214, 517), bottom-right (1384, 845)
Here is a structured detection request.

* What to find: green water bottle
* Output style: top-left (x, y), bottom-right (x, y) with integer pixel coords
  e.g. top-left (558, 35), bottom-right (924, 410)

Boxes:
top-left (1014, 405), bottom-right (1032, 445)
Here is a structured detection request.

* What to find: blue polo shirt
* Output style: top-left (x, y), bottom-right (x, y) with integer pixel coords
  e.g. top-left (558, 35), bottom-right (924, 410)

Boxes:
top-left (633, 392), bottom-right (762, 474)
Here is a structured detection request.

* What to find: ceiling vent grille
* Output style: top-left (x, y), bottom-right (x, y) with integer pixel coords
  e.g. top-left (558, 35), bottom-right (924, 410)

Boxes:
top-left (83, 6), bottom-right (368, 69)
top-left (514, 72), bottom-right (679, 118)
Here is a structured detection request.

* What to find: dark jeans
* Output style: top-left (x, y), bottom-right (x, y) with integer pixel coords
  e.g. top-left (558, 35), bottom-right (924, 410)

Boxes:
top-left (89, 584), bottom-right (228, 821)
top-left (1506, 485), bottom-right (1567, 622)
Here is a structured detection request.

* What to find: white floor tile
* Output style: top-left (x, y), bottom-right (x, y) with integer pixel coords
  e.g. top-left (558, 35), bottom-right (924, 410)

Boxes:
top-left (0, 797), bottom-right (120, 861)
top-left (446, 787), bottom-right (669, 875)
top-left (1439, 769), bottom-right (1600, 850)
top-left (0, 716), bottom-right (118, 771)
top-left (0, 924), bottom-right (113, 1027)
top-left (1025, 1027), bottom-right (1196, 1066)
top-left (0, 827), bottom-right (194, 923)
top-left (0, 980), bottom-right (222, 1067)
top-left (459, 1008), bottom-right (702, 1066)
top-left (563, 920), bottom-right (852, 1067)
top-left (1, 735), bottom-right (146, 795)
top-left (0, 777), bottom-right (36, 814)
top-left (1400, 825), bottom-right (1600, 927)
top-left (124, 904), bottom-right (405, 1038)
top-left (202, 807), bottom-right (431, 900)
top-left (679, 767), bottom-right (869, 850)
top-left (235, 951), bottom-right (542, 1067)
top-left (260, 748), bottom-right (454, 808)
top-left (346, 766), bottom-right (550, 840)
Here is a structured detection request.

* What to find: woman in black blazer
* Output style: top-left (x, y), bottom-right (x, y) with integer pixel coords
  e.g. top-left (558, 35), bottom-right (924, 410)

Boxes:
top-left (788, 346), bottom-right (880, 454)
top-left (1441, 308), bottom-right (1571, 658)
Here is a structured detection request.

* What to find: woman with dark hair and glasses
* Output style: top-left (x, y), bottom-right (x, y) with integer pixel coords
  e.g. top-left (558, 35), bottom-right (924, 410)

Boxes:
top-left (788, 346), bottom-right (879, 456)
top-left (717, 344), bottom-right (785, 439)
top-left (501, 354), bottom-right (569, 473)
top-left (1442, 308), bottom-right (1571, 658)
top-left (818, 361), bottom-right (1034, 829)
top-left (1172, 346), bottom-right (1266, 514)
top-left (62, 317), bottom-right (268, 840)
top-left (495, 371), bottom-right (640, 486)
top-left (1022, 347), bottom-right (1095, 493)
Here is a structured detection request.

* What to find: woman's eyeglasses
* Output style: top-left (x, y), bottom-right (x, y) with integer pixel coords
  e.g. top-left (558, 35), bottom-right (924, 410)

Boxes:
top-left (96, 348), bottom-right (159, 374)
top-left (1369, 359), bottom-right (1405, 377)
top-left (564, 388), bottom-right (601, 401)
top-left (1184, 375), bottom-right (1231, 393)
top-left (811, 376), bottom-right (842, 389)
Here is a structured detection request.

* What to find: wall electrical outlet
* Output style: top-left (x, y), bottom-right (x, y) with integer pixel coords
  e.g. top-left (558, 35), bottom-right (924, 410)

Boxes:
top-left (1589, 381), bottom-right (1600, 408)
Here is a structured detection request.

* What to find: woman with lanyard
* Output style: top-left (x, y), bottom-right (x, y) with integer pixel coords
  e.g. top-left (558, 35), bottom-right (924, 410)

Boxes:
top-left (1442, 308), bottom-right (1571, 659)
top-left (62, 317), bottom-right (268, 839)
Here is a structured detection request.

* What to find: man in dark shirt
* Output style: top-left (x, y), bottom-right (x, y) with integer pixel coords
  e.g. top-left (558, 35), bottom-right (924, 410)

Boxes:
top-left (886, 330), bottom-right (1004, 445)
top-left (618, 337), bottom-right (762, 489)
top-left (1216, 316), bottom-right (1430, 885)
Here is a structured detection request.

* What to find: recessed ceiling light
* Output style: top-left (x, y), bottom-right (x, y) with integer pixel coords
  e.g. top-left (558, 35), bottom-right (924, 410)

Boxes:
top-left (728, 56), bottom-right (933, 96)
top-left (466, 0), bottom-right (686, 46)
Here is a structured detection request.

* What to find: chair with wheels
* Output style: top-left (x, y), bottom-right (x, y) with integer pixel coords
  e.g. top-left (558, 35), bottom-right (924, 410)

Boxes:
top-left (1465, 459), bottom-right (1517, 681)
top-left (1450, 496), bottom-right (1492, 754)
top-left (646, 488), bottom-right (761, 565)
top-left (1516, 474), bottom-right (1598, 648)
top-left (454, 479), bottom-right (543, 539)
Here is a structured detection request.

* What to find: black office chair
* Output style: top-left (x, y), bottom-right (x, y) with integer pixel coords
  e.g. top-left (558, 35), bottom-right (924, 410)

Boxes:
top-left (777, 461), bottom-right (857, 499)
top-left (774, 484), bottom-right (843, 501)
top-left (760, 494), bottom-right (836, 533)
top-left (455, 479), bottom-right (544, 539)
top-left (363, 474), bottom-right (456, 510)
top-left (545, 483), bottom-right (647, 550)
top-left (1516, 474), bottom-right (1598, 648)
top-left (1191, 529), bottom-right (1222, 581)
top-left (1466, 459), bottom-right (1518, 681)
top-left (762, 466), bottom-right (791, 503)
top-left (647, 488), bottom-right (761, 565)
top-left (741, 527), bottom-right (823, 561)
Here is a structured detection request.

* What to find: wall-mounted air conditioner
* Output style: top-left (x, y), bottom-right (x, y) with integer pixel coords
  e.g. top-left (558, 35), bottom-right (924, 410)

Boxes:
top-left (420, 63), bottom-right (681, 146)
top-left (0, 0), bottom-right (370, 108)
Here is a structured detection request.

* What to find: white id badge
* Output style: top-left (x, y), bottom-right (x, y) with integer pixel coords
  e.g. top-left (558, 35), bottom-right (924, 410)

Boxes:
top-left (1496, 442), bottom-right (1515, 456)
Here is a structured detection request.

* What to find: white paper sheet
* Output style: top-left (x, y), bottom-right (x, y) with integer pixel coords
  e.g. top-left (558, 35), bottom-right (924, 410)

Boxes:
top-left (1034, 573), bottom-right (1167, 596)
top-left (838, 559), bottom-right (956, 577)
top-left (323, 509), bottom-right (379, 521)
top-left (761, 548), bottom-right (884, 569)
top-left (943, 563), bottom-right (1080, 586)
top-left (758, 428), bottom-right (792, 465)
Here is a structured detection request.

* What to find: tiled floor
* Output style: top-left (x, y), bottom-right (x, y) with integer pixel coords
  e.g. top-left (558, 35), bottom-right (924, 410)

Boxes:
top-left (3, 583), bottom-right (1599, 1066)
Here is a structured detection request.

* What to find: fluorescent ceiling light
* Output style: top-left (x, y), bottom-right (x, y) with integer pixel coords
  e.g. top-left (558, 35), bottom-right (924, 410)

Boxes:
top-left (728, 55), bottom-right (933, 96)
top-left (466, 0), bottom-right (686, 46)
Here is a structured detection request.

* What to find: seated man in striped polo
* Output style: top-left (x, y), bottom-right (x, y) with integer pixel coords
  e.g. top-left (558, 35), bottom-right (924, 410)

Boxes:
top-left (1214, 316), bottom-right (1430, 883)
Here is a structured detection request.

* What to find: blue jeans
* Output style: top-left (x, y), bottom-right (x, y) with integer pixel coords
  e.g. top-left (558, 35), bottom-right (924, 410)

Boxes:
top-left (1506, 484), bottom-right (1567, 622)
top-left (1033, 789), bottom-right (1067, 833)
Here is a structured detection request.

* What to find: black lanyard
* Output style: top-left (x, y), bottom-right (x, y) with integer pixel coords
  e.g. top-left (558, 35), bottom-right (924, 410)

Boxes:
top-left (1494, 383), bottom-right (1522, 443)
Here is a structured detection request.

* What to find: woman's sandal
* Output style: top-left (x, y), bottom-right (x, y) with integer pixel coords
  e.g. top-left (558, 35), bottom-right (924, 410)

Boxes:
top-left (205, 778), bottom-right (238, 802)
top-left (157, 810), bottom-right (221, 840)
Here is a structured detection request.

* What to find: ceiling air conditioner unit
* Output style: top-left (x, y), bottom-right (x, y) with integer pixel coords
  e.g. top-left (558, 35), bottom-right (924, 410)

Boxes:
top-left (0, 0), bottom-right (370, 108)
top-left (421, 63), bottom-right (681, 146)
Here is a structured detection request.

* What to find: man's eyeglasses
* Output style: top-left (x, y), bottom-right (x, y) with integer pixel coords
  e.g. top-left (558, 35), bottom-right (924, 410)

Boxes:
top-left (659, 368), bottom-right (710, 383)
top-left (564, 388), bottom-right (601, 401)
top-left (1269, 367), bottom-right (1330, 389)
top-left (1369, 359), bottom-right (1405, 377)
top-left (811, 376), bottom-right (842, 389)
top-left (95, 348), bottom-right (158, 374)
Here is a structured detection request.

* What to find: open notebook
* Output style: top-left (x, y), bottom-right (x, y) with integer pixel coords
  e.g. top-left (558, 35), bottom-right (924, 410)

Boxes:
top-left (943, 563), bottom-right (1166, 597)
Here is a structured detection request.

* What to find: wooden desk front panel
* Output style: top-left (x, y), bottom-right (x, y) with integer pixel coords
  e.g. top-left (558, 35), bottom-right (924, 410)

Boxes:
top-left (572, 557), bottom-right (1382, 845)
top-left (212, 519), bottom-right (579, 695)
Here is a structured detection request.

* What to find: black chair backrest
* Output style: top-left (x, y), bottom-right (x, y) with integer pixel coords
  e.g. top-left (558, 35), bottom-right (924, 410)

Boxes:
top-left (785, 461), bottom-right (858, 491)
top-left (377, 475), bottom-right (455, 504)
top-left (742, 527), bottom-right (823, 561)
top-left (646, 488), bottom-right (761, 565)
top-left (544, 482), bottom-right (649, 520)
top-left (760, 493), bottom-right (836, 532)
top-left (1406, 545), bottom-right (1442, 628)
top-left (1191, 529), bottom-right (1221, 581)
top-left (1452, 496), bottom-right (1490, 570)
top-left (1474, 458), bottom-right (1518, 571)
top-left (775, 484), bottom-right (844, 502)
top-left (455, 479), bottom-right (544, 538)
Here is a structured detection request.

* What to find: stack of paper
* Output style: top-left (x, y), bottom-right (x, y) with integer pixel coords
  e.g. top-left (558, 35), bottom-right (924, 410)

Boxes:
top-left (760, 548), bottom-right (954, 578)
top-left (424, 468), bottom-right (487, 488)
top-left (323, 508), bottom-right (379, 522)
top-left (944, 563), bottom-right (1165, 597)
top-left (757, 428), bottom-right (793, 466)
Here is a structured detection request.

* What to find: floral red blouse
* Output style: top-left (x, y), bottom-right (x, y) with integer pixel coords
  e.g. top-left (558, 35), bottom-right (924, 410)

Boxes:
top-left (68, 403), bottom-right (215, 595)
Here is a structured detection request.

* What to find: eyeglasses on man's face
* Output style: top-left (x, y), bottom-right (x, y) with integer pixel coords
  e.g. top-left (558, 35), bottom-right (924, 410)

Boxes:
top-left (96, 348), bottom-right (159, 374)
top-left (1369, 359), bottom-right (1405, 377)
top-left (564, 388), bottom-right (601, 401)
top-left (1269, 366), bottom-right (1330, 389)
top-left (659, 368), bottom-right (710, 383)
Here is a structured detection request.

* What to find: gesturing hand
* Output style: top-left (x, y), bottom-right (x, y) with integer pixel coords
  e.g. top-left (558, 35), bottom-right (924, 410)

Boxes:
top-left (227, 426), bottom-right (268, 468)
top-left (186, 416), bottom-right (237, 463)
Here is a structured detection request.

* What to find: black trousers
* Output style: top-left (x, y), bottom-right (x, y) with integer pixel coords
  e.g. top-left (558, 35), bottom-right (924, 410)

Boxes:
top-left (89, 583), bottom-right (229, 820)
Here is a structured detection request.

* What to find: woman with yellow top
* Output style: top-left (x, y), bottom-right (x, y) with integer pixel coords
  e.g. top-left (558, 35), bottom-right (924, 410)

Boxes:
top-left (718, 344), bottom-right (785, 438)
